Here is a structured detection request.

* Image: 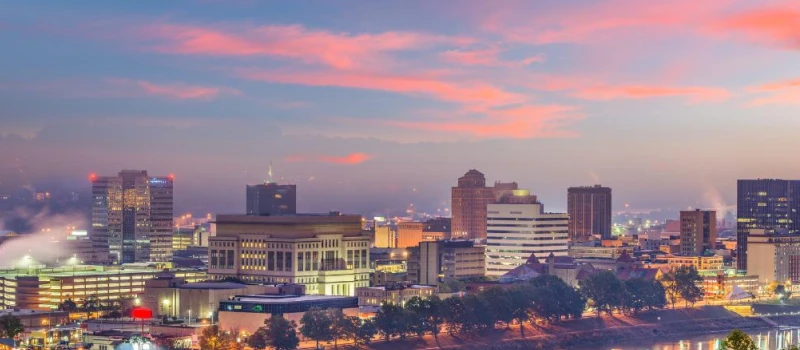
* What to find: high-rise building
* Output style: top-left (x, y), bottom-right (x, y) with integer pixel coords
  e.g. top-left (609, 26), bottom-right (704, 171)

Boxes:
top-left (737, 179), bottom-right (800, 270)
top-left (208, 213), bottom-right (371, 296)
top-left (485, 199), bottom-right (569, 277)
top-left (91, 170), bottom-right (174, 264)
top-left (679, 209), bottom-right (717, 256)
top-left (451, 170), bottom-right (495, 240)
top-left (246, 183), bottom-right (297, 216)
top-left (567, 185), bottom-right (612, 242)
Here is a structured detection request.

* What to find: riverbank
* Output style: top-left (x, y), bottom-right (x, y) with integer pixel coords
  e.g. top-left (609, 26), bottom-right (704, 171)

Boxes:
top-left (363, 306), bottom-right (780, 350)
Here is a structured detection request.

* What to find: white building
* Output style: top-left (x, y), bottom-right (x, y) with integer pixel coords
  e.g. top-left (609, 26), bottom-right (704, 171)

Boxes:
top-left (208, 214), bottom-right (371, 296)
top-left (747, 229), bottom-right (800, 286)
top-left (485, 201), bottom-right (569, 276)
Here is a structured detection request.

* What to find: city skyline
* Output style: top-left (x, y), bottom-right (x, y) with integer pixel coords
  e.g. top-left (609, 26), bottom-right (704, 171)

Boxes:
top-left (3, 0), bottom-right (800, 217)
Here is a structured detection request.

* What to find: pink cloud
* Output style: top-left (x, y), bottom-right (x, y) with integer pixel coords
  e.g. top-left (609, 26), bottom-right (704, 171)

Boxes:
top-left (283, 152), bottom-right (372, 165)
top-left (385, 104), bottom-right (582, 139)
top-left (236, 68), bottom-right (525, 107)
top-left (439, 47), bottom-right (545, 67)
top-left (106, 78), bottom-right (239, 100)
top-left (746, 77), bottom-right (800, 106)
top-left (480, 0), bottom-right (732, 44)
top-left (138, 24), bottom-right (473, 69)
top-left (714, 7), bottom-right (800, 49)
top-left (572, 85), bottom-right (731, 103)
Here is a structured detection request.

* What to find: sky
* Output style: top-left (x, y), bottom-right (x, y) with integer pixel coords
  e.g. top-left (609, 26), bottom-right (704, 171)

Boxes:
top-left (1, 0), bottom-right (800, 218)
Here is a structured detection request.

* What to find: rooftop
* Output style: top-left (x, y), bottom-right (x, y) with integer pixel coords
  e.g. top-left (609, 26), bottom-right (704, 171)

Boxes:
top-left (229, 294), bottom-right (355, 304)
top-left (357, 285), bottom-right (434, 291)
top-left (178, 282), bottom-right (249, 290)
top-left (0, 309), bottom-right (68, 317)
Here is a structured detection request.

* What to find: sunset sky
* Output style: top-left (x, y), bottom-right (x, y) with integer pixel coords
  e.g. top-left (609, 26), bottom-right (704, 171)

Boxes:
top-left (2, 0), bottom-right (799, 217)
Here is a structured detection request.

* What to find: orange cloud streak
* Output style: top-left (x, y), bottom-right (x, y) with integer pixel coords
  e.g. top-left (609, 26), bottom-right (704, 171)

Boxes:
top-left (237, 69), bottom-right (524, 107)
top-left (106, 78), bottom-right (239, 100)
top-left (283, 153), bottom-right (373, 165)
top-left (747, 77), bottom-right (800, 106)
top-left (572, 85), bottom-right (731, 103)
top-left (385, 104), bottom-right (582, 139)
top-left (439, 47), bottom-right (544, 67)
top-left (715, 7), bottom-right (800, 49)
top-left (140, 24), bottom-right (473, 69)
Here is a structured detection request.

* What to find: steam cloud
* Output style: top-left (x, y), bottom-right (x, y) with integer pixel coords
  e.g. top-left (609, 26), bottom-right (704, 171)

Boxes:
top-left (0, 207), bottom-right (87, 268)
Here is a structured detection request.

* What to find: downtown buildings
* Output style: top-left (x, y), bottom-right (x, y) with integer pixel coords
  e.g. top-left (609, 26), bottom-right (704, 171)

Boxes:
top-left (246, 182), bottom-right (297, 216)
top-left (485, 190), bottom-right (569, 276)
top-left (679, 209), bottom-right (717, 256)
top-left (451, 169), bottom-right (522, 240)
top-left (90, 170), bottom-right (174, 264)
top-left (208, 213), bottom-right (371, 296)
top-left (737, 179), bottom-right (800, 270)
top-left (567, 185), bottom-right (612, 242)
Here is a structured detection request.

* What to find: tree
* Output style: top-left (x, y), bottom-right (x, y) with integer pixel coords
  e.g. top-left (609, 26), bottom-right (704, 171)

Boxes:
top-left (328, 309), bottom-right (349, 349)
top-left (405, 296), bottom-right (446, 346)
top-left (774, 284), bottom-right (791, 303)
top-left (198, 325), bottom-right (235, 350)
top-left (530, 275), bottom-right (585, 321)
top-left (264, 315), bottom-right (300, 350)
top-left (374, 303), bottom-right (406, 340)
top-left (0, 315), bottom-right (24, 339)
top-left (579, 270), bottom-right (623, 315)
top-left (442, 297), bottom-right (467, 335)
top-left (661, 271), bottom-right (681, 309)
top-left (58, 298), bottom-right (78, 312)
top-left (300, 308), bottom-right (334, 348)
top-left (438, 279), bottom-right (466, 293)
top-left (480, 288), bottom-right (514, 328)
top-left (246, 327), bottom-right (269, 350)
top-left (721, 329), bottom-right (758, 350)
top-left (506, 285), bottom-right (535, 337)
top-left (462, 294), bottom-right (495, 332)
top-left (676, 266), bottom-right (704, 307)
top-left (354, 318), bottom-right (377, 345)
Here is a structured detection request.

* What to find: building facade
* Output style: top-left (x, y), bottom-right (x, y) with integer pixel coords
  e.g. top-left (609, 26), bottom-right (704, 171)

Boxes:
top-left (737, 179), bottom-right (800, 270)
top-left (451, 170), bottom-right (495, 240)
top-left (208, 214), bottom-right (371, 296)
top-left (91, 170), bottom-right (174, 263)
top-left (567, 185), bottom-right (612, 242)
top-left (396, 222), bottom-right (424, 248)
top-left (485, 202), bottom-right (569, 276)
top-left (664, 255), bottom-right (724, 271)
top-left (409, 241), bottom-right (485, 285)
top-left (0, 265), bottom-right (205, 310)
top-left (356, 282), bottom-right (436, 310)
top-left (374, 225), bottom-right (396, 248)
top-left (218, 294), bottom-right (358, 333)
top-left (680, 209), bottom-right (717, 256)
top-left (747, 231), bottom-right (800, 285)
top-left (245, 183), bottom-right (297, 216)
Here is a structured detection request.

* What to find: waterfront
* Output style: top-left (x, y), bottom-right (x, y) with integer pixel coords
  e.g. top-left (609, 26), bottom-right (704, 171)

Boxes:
top-left (591, 327), bottom-right (800, 350)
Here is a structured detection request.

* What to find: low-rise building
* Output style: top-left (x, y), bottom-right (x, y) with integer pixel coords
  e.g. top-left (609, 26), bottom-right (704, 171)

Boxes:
top-left (408, 241), bottom-right (485, 285)
top-left (218, 294), bottom-right (358, 333)
top-left (664, 255), bottom-right (724, 271)
top-left (700, 270), bottom-right (759, 299)
top-left (0, 264), bottom-right (205, 310)
top-left (142, 271), bottom-right (277, 319)
top-left (356, 282), bottom-right (436, 314)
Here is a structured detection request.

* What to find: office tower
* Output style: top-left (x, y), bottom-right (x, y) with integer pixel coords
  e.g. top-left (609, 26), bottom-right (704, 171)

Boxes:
top-left (208, 213), bottom-right (371, 296)
top-left (567, 185), bottom-right (612, 242)
top-left (409, 241), bottom-right (485, 285)
top-left (396, 222), bottom-right (424, 248)
top-left (374, 225), bottom-right (396, 248)
top-left (485, 198), bottom-right (569, 276)
top-left (450, 170), bottom-right (497, 240)
top-left (91, 170), bottom-right (174, 264)
top-left (246, 183), bottom-right (297, 216)
top-left (737, 179), bottom-right (800, 270)
top-left (747, 229), bottom-right (800, 284)
top-left (680, 209), bottom-right (717, 256)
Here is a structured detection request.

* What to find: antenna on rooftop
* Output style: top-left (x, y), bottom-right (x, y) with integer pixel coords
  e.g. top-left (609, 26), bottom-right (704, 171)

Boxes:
top-left (266, 162), bottom-right (274, 184)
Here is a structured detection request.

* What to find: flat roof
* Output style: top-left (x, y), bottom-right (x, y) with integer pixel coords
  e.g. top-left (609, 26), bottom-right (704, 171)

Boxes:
top-left (179, 282), bottom-right (248, 290)
top-left (230, 294), bottom-right (355, 304)
top-left (0, 309), bottom-right (68, 316)
top-left (215, 214), bottom-right (361, 224)
top-left (357, 285), bottom-right (434, 291)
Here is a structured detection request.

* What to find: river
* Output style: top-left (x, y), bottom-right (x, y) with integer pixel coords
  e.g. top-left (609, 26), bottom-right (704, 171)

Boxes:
top-left (583, 327), bottom-right (800, 350)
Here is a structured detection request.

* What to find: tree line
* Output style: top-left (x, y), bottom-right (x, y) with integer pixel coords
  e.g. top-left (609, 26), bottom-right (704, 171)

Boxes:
top-left (197, 267), bottom-right (702, 349)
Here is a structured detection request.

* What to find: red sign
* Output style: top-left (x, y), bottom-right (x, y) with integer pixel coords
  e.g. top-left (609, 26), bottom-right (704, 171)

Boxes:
top-left (131, 307), bottom-right (153, 319)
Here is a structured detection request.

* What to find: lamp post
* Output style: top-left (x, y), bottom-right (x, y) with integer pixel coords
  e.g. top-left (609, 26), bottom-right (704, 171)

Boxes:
top-left (187, 309), bottom-right (192, 325)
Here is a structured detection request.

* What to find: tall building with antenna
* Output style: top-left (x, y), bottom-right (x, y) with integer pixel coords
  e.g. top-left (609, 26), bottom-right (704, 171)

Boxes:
top-left (246, 164), bottom-right (297, 216)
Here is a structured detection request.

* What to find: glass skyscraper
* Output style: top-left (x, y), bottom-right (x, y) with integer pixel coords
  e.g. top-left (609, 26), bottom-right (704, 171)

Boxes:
top-left (737, 179), bottom-right (800, 270)
top-left (91, 170), bottom-right (174, 264)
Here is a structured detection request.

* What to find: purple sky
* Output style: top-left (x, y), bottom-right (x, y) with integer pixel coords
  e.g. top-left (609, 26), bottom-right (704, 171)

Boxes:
top-left (2, 0), bottom-right (799, 217)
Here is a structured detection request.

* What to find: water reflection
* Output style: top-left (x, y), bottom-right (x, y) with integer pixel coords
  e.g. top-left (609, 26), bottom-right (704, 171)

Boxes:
top-left (593, 328), bottom-right (800, 350)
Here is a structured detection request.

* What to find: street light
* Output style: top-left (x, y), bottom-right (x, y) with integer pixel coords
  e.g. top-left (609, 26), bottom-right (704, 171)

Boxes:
top-left (187, 309), bottom-right (192, 325)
